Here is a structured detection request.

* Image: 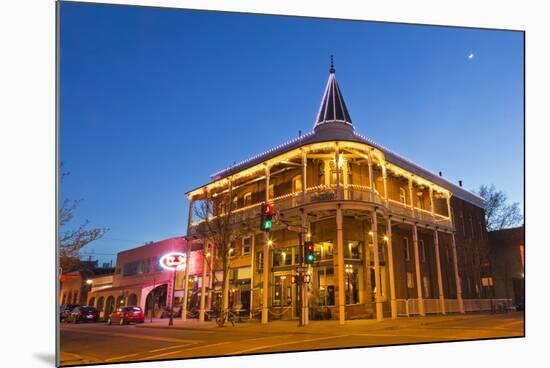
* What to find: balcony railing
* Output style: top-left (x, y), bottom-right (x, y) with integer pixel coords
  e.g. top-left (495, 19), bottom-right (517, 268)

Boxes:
top-left (191, 185), bottom-right (451, 228)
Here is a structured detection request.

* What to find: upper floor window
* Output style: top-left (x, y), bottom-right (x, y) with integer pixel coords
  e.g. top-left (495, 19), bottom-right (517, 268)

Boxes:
top-left (419, 239), bottom-right (426, 262)
top-left (242, 236), bottom-right (252, 255)
top-left (403, 237), bottom-right (410, 261)
top-left (407, 272), bottom-right (414, 288)
top-left (292, 175), bottom-right (302, 192)
top-left (399, 187), bottom-right (407, 205)
top-left (460, 212), bottom-right (466, 237)
top-left (232, 195), bottom-right (238, 209)
top-left (268, 183), bottom-right (274, 199)
top-left (469, 216), bottom-right (475, 239)
top-left (229, 240), bottom-right (236, 257)
top-left (243, 192), bottom-right (252, 207)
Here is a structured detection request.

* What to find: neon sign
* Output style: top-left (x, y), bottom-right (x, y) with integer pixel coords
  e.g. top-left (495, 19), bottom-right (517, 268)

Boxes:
top-left (159, 252), bottom-right (186, 271)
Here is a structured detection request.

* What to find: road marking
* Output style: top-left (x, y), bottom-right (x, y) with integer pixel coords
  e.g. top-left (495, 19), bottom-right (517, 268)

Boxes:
top-left (148, 344), bottom-right (193, 353)
top-left (229, 335), bottom-right (350, 355)
top-left (105, 353), bottom-right (140, 362)
top-left (146, 341), bottom-right (232, 360)
top-left (353, 332), bottom-right (463, 340)
top-left (63, 328), bottom-right (202, 344)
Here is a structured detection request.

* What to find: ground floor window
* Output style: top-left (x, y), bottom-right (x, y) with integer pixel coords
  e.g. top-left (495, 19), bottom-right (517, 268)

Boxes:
top-left (272, 273), bottom-right (292, 307)
top-left (344, 264), bottom-right (361, 304)
top-left (316, 267), bottom-right (335, 306)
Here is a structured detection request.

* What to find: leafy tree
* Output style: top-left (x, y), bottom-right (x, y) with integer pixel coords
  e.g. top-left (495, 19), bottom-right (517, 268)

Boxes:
top-left (59, 168), bottom-right (108, 273)
top-left (191, 181), bottom-right (251, 322)
top-left (477, 184), bottom-right (523, 231)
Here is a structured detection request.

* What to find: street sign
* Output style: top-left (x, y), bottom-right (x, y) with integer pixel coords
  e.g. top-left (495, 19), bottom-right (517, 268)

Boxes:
top-left (287, 225), bottom-right (307, 233)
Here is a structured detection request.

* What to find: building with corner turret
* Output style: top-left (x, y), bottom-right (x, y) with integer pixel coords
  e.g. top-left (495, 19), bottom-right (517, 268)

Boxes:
top-left (185, 61), bottom-right (498, 324)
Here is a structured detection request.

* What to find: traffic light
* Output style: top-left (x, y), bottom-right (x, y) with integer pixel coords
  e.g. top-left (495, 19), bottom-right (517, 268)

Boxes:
top-left (303, 274), bottom-right (311, 284)
top-left (260, 203), bottom-right (273, 232)
top-left (291, 275), bottom-right (297, 284)
top-left (304, 241), bottom-right (314, 264)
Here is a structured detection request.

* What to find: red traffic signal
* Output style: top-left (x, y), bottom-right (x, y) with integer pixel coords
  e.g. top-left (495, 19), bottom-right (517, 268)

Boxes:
top-left (264, 204), bottom-right (273, 214)
top-left (304, 241), bottom-right (315, 264)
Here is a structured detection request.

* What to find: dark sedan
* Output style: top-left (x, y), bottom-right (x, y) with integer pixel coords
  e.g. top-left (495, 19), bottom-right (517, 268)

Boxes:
top-left (67, 306), bottom-right (100, 323)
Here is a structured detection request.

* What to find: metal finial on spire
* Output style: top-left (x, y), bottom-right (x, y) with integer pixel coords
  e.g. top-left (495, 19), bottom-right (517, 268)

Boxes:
top-left (329, 55), bottom-right (335, 74)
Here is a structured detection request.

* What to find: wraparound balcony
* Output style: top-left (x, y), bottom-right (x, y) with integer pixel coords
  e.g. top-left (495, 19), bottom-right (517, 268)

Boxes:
top-left (190, 184), bottom-right (452, 229)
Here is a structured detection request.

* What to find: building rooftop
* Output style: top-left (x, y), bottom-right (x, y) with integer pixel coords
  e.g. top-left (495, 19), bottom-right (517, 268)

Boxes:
top-left (197, 60), bottom-right (485, 208)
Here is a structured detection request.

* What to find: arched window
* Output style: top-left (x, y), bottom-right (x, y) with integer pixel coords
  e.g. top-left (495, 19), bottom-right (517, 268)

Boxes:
top-left (127, 293), bottom-right (138, 306)
top-left (96, 296), bottom-right (105, 312)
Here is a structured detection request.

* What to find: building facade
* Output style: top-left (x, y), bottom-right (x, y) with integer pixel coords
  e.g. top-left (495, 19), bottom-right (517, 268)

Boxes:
top-left (71, 237), bottom-right (210, 320)
top-left (488, 226), bottom-right (524, 305)
top-left (185, 64), bottom-right (497, 324)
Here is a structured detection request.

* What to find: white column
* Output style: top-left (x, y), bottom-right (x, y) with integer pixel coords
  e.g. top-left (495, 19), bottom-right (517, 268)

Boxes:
top-left (371, 212), bottom-right (383, 321)
top-left (199, 242), bottom-right (208, 322)
top-left (386, 217), bottom-right (397, 319)
top-left (451, 233), bottom-right (465, 313)
top-left (301, 211), bottom-right (309, 325)
top-left (181, 243), bottom-right (191, 320)
top-left (429, 187), bottom-right (435, 215)
top-left (382, 164), bottom-right (389, 207)
top-left (336, 205), bottom-right (345, 324)
top-left (249, 236), bottom-right (255, 320)
top-left (408, 177), bottom-right (415, 217)
top-left (433, 230), bottom-right (446, 315)
top-left (335, 144), bottom-right (341, 200)
top-left (261, 166), bottom-right (270, 324)
top-left (367, 154), bottom-right (374, 202)
top-left (301, 150), bottom-right (307, 203)
top-left (446, 194), bottom-right (452, 219)
top-left (412, 223), bottom-right (425, 316)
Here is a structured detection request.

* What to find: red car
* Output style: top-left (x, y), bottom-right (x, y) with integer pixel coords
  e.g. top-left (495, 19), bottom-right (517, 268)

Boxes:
top-left (107, 306), bottom-right (144, 325)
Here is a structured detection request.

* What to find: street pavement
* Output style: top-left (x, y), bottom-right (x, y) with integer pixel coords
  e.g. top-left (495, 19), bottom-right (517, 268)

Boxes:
top-left (60, 312), bottom-right (524, 366)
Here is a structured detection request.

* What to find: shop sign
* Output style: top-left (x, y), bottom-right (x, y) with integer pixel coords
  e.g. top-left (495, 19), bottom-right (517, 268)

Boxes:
top-left (159, 252), bottom-right (186, 271)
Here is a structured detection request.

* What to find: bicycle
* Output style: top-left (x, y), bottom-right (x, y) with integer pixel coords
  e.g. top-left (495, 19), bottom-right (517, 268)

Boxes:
top-left (215, 309), bottom-right (237, 327)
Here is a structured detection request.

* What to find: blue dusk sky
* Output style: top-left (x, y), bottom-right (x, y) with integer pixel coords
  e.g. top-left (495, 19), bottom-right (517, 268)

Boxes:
top-left (60, 2), bottom-right (524, 265)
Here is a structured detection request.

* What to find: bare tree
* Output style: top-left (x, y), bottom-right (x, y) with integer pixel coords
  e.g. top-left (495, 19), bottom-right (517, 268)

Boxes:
top-left (477, 184), bottom-right (523, 231)
top-left (59, 168), bottom-right (108, 273)
top-left (191, 183), bottom-right (251, 322)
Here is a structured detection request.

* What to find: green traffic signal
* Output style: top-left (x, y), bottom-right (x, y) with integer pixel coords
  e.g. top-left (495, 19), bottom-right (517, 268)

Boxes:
top-left (263, 220), bottom-right (272, 230)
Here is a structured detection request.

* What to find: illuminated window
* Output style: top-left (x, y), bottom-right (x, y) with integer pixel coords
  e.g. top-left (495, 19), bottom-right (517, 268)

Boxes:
top-left (243, 192), bottom-right (252, 207)
top-left (345, 240), bottom-right (362, 260)
top-left (293, 175), bottom-right (302, 192)
top-left (268, 183), bottom-right (274, 199)
top-left (423, 276), bottom-right (430, 297)
top-left (399, 187), bottom-right (407, 204)
top-left (407, 272), bottom-right (414, 288)
top-left (242, 236), bottom-right (251, 255)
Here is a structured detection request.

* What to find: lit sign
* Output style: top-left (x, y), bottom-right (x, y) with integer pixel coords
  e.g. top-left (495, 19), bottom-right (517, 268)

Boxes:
top-left (159, 252), bottom-right (187, 271)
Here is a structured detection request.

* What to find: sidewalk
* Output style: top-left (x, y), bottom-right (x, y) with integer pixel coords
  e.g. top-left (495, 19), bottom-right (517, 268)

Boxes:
top-left (134, 312), bottom-right (499, 334)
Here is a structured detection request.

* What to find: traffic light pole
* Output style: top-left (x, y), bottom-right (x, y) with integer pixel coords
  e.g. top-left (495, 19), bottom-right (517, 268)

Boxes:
top-left (297, 230), bottom-right (304, 327)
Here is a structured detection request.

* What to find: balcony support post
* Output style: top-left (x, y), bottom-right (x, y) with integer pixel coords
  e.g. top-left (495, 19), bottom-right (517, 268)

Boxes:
top-left (371, 211), bottom-right (383, 321)
top-left (336, 205), bottom-right (345, 324)
top-left (301, 150), bottom-right (307, 204)
top-left (335, 143), bottom-right (341, 200)
top-left (367, 153), bottom-right (374, 202)
top-left (386, 217), bottom-right (397, 319)
top-left (412, 223), bottom-right (425, 316)
top-left (382, 164), bottom-right (389, 207)
top-left (433, 229), bottom-right (446, 315)
top-left (451, 232), bottom-right (465, 313)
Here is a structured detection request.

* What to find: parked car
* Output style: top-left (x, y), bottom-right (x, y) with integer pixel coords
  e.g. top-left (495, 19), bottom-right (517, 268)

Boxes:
top-left (60, 304), bottom-right (81, 322)
top-left (107, 306), bottom-right (144, 325)
top-left (67, 306), bottom-right (99, 323)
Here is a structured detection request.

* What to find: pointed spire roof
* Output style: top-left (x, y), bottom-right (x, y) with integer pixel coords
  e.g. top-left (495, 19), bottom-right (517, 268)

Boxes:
top-left (314, 56), bottom-right (353, 130)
